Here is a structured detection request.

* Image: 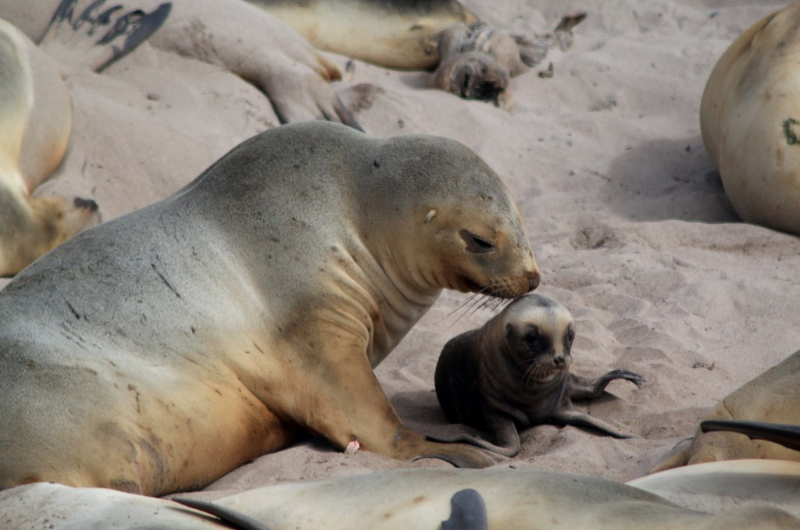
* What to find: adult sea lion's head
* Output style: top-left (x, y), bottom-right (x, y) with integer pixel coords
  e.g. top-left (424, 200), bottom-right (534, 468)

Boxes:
top-left (359, 132), bottom-right (540, 299)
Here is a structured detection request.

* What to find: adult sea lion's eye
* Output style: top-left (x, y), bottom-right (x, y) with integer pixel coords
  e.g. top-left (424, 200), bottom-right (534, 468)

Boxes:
top-left (459, 229), bottom-right (496, 253)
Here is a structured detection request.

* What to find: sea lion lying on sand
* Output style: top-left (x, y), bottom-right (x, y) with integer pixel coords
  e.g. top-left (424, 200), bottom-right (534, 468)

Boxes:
top-left (0, 121), bottom-right (539, 495)
top-left (700, 0), bottom-right (800, 236)
top-left (434, 293), bottom-right (643, 457)
top-left (2, 468), bottom-right (799, 529)
top-left (651, 350), bottom-right (800, 472)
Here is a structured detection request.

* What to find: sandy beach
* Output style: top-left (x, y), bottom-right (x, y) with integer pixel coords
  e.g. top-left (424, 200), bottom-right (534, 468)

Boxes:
top-left (3, 0), bottom-right (799, 502)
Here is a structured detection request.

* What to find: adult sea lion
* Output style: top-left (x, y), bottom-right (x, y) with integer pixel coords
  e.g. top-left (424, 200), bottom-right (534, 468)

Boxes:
top-left (630, 459), bottom-right (800, 519)
top-left (650, 349), bottom-right (800, 473)
top-left (0, 17), bottom-right (98, 276)
top-left (245, 0), bottom-right (479, 70)
top-left (700, 0), bottom-right (800, 236)
top-left (3, 468), bottom-right (799, 529)
top-left (434, 293), bottom-right (643, 457)
top-left (0, 121), bottom-right (539, 496)
top-left (0, 0), bottom-right (359, 127)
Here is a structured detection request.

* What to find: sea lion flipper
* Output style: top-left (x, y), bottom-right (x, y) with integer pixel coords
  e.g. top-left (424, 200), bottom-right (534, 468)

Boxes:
top-left (552, 408), bottom-right (634, 439)
top-left (441, 488), bottom-right (489, 530)
top-left (172, 498), bottom-right (271, 530)
top-left (426, 419), bottom-right (520, 458)
top-left (40, 0), bottom-right (172, 72)
top-left (700, 420), bottom-right (800, 452)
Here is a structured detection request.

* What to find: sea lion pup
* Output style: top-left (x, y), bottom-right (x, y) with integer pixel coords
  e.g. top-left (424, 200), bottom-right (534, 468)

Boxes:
top-left (0, 121), bottom-right (540, 496)
top-left (0, 18), bottom-right (98, 276)
top-left (700, 0), bottom-right (800, 236)
top-left (434, 294), bottom-right (643, 457)
top-left (429, 16), bottom-right (586, 108)
top-left (650, 350), bottom-right (800, 473)
top-left (4, 469), bottom-right (800, 530)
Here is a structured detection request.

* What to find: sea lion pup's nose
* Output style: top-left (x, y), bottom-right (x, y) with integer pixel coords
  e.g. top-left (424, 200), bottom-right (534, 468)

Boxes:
top-left (528, 270), bottom-right (540, 291)
top-left (554, 355), bottom-right (566, 366)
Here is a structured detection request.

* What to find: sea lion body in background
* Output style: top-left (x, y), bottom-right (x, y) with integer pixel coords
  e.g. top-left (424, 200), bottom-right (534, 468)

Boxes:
top-left (435, 294), bottom-right (643, 457)
top-left (2, 468), bottom-right (799, 529)
top-left (0, 122), bottom-right (539, 495)
top-left (246, 0), bottom-right (479, 70)
top-left (0, 17), bottom-right (97, 276)
top-left (700, 0), bottom-right (800, 236)
top-left (650, 350), bottom-right (800, 472)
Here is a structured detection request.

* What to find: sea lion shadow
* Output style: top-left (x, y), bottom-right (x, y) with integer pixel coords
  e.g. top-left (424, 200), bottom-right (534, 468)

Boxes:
top-left (390, 390), bottom-right (491, 440)
top-left (602, 135), bottom-right (740, 224)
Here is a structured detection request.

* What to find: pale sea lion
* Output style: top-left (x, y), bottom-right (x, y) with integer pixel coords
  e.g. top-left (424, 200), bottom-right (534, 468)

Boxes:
top-left (0, 121), bottom-right (540, 495)
top-left (3, 468), bottom-right (799, 529)
top-left (0, 17), bottom-right (98, 276)
top-left (629, 459), bottom-right (800, 519)
top-left (246, 0), bottom-right (479, 70)
top-left (0, 0), bottom-right (360, 126)
top-left (700, 0), bottom-right (800, 236)
top-left (434, 293), bottom-right (643, 457)
top-left (651, 349), bottom-right (800, 473)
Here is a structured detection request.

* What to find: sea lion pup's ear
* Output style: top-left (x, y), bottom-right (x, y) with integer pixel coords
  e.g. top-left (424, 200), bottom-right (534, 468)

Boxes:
top-left (701, 420), bottom-right (800, 452)
top-left (172, 498), bottom-right (269, 530)
top-left (441, 488), bottom-right (488, 530)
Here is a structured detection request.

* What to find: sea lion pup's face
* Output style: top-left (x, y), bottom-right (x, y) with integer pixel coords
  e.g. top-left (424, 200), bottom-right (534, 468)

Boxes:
top-left (363, 134), bottom-right (540, 299)
top-left (501, 294), bottom-right (575, 384)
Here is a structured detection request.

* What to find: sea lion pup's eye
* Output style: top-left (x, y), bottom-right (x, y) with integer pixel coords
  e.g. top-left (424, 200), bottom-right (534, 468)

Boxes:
top-left (566, 327), bottom-right (575, 346)
top-left (524, 327), bottom-right (539, 343)
top-left (459, 229), bottom-right (496, 253)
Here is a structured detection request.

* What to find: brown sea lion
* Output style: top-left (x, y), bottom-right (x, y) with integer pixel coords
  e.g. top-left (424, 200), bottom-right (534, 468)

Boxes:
top-left (434, 293), bottom-right (643, 457)
top-left (0, 121), bottom-right (539, 496)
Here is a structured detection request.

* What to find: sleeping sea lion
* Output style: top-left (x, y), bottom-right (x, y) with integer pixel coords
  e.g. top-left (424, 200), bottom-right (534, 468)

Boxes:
top-left (650, 349), bottom-right (800, 473)
top-left (434, 293), bottom-right (643, 457)
top-left (2, 468), bottom-right (799, 529)
top-left (0, 17), bottom-right (98, 276)
top-left (0, 121), bottom-right (539, 496)
top-left (700, 0), bottom-right (800, 236)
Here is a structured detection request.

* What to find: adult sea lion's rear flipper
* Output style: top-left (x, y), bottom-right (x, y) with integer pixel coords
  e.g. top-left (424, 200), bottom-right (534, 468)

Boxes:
top-left (172, 498), bottom-right (271, 530)
top-left (442, 488), bottom-right (488, 530)
top-left (41, 0), bottom-right (172, 72)
top-left (701, 420), bottom-right (800, 452)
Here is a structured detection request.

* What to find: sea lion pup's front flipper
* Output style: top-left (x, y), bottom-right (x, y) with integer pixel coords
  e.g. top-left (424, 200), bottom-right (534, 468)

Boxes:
top-left (40, 0), bottom-right (172, 72)
top-left (701, 420), bottom-right (800, 452)
top-left (427, 417), bottom-right (520, 458)
top-left (551, 406), bottom-right (635, 439)
top-left (441, 489), bottom-right (488, 530)
top-left (172, 498), bottom-right (270, 530)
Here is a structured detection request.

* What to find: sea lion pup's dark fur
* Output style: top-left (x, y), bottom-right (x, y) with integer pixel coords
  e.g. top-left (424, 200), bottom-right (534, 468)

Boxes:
top-left (435, 293), bottom-right (643, 457)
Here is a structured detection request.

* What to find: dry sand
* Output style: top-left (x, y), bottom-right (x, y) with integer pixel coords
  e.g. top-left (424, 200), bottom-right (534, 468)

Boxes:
top-left (3, 0), bottom-right (799, 501)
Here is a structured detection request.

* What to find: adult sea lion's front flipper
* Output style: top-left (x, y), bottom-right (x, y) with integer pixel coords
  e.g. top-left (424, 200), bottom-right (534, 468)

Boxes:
top-left (701, 420), bottom-right (800, 452)
top-left (441, 488), bottom-right (488, 530)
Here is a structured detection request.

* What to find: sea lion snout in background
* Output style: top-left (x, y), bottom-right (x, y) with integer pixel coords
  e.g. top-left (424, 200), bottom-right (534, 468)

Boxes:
top-left (435, 293), bottom-right (643, 457)
top-left (0, 121), bottom-right (539, 496)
